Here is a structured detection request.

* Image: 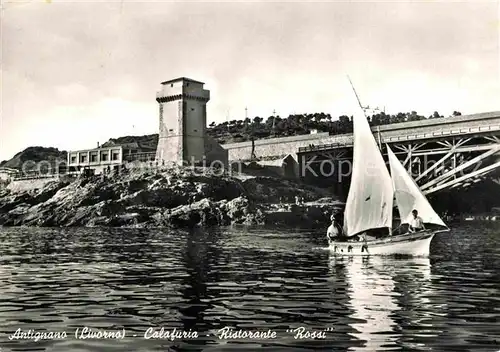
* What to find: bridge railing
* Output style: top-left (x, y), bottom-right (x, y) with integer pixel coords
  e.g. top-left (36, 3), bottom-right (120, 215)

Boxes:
top-left (383, 123), bottom-right (500, 142)
top-left (298, 142), bottom-right (351, 153)
top-left (298, 123), bottom-right (500, 153)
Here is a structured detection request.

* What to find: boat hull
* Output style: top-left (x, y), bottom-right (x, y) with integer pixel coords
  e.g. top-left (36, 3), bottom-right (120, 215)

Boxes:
top-left (328, 230), bottom-right (446, 256)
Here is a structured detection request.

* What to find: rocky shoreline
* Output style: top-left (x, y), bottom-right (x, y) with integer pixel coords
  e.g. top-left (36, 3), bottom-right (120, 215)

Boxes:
top-left (0, 167), bottom-right (342, 229)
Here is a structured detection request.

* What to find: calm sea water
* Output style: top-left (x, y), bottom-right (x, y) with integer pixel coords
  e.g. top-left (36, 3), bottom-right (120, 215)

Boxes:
top-left (0, 223), bottom-right (499, 352)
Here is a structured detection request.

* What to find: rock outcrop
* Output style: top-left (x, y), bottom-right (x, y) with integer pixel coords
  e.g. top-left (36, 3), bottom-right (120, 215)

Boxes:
top-left (0, 167), bottom-right (339, 228)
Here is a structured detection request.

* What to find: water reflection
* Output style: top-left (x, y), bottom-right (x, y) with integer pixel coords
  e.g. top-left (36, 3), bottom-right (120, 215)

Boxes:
top-left (176, 228), bottom-right (224, 350)
top-left (329, 255), bottom-right (432, 351)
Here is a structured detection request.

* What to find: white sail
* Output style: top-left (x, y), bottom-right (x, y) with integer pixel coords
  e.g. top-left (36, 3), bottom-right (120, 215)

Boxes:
top-left (343, 104), bottom-right (394, 237)
top-left (386, 145), bottom-right (447, 227)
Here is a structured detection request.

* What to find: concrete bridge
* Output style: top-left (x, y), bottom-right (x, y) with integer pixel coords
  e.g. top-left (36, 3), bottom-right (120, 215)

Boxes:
top-left (223, 111), bottom-right (500, 194)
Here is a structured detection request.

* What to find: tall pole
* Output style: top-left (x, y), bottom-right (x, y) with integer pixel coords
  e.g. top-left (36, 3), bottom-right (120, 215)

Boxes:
top-left (272, 109), bottom-right (276, 135)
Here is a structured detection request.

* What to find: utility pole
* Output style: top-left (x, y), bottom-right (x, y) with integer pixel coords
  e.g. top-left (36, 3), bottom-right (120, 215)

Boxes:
top-left (246, 106), bottom-right (257, 160)
top-left (272, 109), bottom-right (276, 135)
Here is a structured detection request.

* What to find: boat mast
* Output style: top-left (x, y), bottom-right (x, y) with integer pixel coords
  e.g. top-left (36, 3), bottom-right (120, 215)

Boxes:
top-left (347, 76), bottom-right (383, 149)
top-left (347, 76), bottom-right (365, 111)
top-left (348, 75), bottom-right (392, 236)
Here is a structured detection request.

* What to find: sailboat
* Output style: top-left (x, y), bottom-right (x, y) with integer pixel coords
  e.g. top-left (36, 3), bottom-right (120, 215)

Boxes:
top-left (327, 81), bottom-right (449, 256)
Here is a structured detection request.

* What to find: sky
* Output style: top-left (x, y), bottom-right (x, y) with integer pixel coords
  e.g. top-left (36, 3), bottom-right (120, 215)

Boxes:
top-left (1, 0), bottom-right (499, 161)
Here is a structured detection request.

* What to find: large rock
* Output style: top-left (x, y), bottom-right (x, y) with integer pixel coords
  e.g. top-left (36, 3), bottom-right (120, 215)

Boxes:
top-left (219, 196), bottom-right (265, 225)
top-left (0, 167), bottom-right (338, 228)
top-left (241, 176), bottom-right (329, 203)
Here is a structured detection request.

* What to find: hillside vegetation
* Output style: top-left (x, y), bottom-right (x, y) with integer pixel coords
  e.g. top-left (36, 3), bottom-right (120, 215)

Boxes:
top-left (209, 110), bottom-right (462, 144)
top-left (0, 147), bottom-right (67, 171)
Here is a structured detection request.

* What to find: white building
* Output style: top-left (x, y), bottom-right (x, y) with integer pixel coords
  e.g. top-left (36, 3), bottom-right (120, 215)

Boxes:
top-left (66, 145), bottom-right (125, 176)
top-left (0, 167), bottom-right (19, 182)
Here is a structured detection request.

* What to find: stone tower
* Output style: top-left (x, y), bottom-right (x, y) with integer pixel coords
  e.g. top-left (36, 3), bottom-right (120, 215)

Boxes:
top-left (155, 77), bottom-right (210, 164)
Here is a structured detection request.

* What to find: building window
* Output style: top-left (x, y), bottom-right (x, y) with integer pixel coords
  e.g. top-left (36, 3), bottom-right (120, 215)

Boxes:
top-left (170, 83), bottom-right (173, 87)
top-left (101, 153), bottom-right (108, 161)
top-left (193, 129), bottom-right (198, 132)
top-left (112, 153), bottom-right (119, 161)
top-left (169, 129), bottom-right (174, 132)
top-left (80, 155), bottom-right (87, 163)
top-left (71, 156), bottom-right (76, 163)
top-left (191, 108), bottom-right (195, 111)
top-left (90, 155), bottom-right (97, 162)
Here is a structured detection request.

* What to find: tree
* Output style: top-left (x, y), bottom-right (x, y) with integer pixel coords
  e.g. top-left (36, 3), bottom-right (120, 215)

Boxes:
top-left (338, 115), bottom-right (352, 133)
top-left (253, 116), bottom-right (263, 125)
top-left (265, 116), bottom-right (275, 127)
top-left (206, 109), bottom-right (453, 144)
top-left (431, 111), bottom-right (442, 119)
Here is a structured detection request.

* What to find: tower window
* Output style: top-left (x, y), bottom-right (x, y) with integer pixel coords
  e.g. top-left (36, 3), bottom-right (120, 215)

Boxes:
top-left (191, 108), bottom-right (195, 111)
top-left (193, 129), bottom-right (198, 132)
top-left (170, 83), bottom-right (173, 87)
top-left (169, 129), bottom-right (174, 132)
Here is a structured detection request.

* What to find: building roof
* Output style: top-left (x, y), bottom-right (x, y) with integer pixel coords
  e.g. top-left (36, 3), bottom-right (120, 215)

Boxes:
top-left (69, 145), bottom-right (123, 153)
top-left (160, 77), bottom-right (205, 85)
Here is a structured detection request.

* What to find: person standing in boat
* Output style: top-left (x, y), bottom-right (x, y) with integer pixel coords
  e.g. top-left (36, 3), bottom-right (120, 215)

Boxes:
top-left (409, 209), bottom-right (426, 232)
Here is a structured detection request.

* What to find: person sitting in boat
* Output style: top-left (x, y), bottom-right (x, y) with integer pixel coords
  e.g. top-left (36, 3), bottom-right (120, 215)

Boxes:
top-left (327, 215), bottom-right (346, 241)
top-left (327, 215), bottom-right (339, 240)
top-left (409, 209), bottom-right (426, 232)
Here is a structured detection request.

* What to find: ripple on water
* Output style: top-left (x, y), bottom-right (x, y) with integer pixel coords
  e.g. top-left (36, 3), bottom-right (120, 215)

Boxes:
top-left (0, 225), bottom-right (499, 351)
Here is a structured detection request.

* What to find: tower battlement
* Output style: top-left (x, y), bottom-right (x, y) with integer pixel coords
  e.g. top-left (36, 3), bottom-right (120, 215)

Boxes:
top-left (156, 77), bottom-right (210, 102)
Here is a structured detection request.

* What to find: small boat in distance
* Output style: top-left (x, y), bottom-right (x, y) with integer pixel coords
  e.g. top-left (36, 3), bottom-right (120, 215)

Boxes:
top-left (327, 79), bottom-right (449, 256)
